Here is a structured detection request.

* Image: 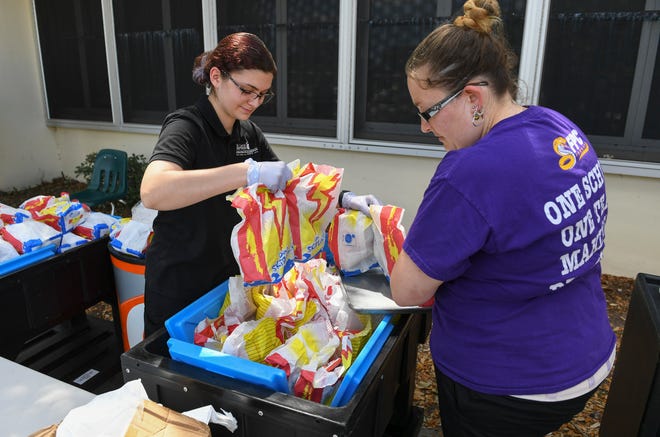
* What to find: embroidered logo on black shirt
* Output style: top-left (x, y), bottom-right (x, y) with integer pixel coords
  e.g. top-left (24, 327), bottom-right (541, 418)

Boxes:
top-left (235, 136), bottom-right (258, 156)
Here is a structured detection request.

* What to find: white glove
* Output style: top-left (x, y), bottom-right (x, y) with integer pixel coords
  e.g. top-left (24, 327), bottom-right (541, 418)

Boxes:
top-left (341, 191), bottom-right (381, 216)
top-left (246, 158), bottom-right (292, 192)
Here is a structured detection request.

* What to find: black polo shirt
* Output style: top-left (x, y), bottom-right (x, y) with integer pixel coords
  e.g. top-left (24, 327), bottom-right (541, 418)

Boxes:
top-left (144, 95), bottom-right (278, 329)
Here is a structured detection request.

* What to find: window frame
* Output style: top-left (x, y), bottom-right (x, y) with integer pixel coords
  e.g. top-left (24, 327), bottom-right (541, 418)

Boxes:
top-left (33, 0), bottom-right (660, 178)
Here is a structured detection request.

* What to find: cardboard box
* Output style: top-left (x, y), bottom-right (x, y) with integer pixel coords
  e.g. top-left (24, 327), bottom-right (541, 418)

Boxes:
top-left (29, 424), bottom-right (59, 437)
top-left (29, 399), bottom-right (210, 437)
top-left (125, 399), bottom-right (210, 437)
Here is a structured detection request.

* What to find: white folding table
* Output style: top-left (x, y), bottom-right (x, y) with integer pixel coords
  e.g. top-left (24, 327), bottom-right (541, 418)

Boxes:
top-left (0, 357), bottom-right (95, 436)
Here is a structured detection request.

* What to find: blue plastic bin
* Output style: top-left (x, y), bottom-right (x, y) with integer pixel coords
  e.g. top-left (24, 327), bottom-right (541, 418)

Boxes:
top-left (165, 279), bottom-right (393, 406)
top-left (0, 244), bottom-right (57, 277)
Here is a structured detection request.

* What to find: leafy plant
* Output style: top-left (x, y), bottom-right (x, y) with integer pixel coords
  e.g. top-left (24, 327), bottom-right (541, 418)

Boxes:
top-left (125, 153), bottom-right (149, 208)
top-left (74, 151), bottom-right (148, 213)
top-left (74, 153), bottom-right (97, 182)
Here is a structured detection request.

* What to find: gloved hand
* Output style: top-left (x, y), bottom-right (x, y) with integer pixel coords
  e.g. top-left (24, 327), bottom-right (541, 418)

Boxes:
top-left (246, 158), bottom-right (292, 192)
top-left (341, 191), bottom-right (381, 216)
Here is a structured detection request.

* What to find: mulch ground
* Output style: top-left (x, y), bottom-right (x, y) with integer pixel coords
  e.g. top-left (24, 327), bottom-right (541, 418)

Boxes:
top-left (1, 177), bottom-right (635, 436)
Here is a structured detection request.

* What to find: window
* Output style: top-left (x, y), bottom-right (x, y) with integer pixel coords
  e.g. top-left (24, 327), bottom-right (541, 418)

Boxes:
top-left (644, 48), bottom-right (660, 141)
top-left (216, 0), bottom-right (340, 137)
top-left (33, 0), bottom-right (660, 169)
top-left (35, 0), bottom-right (112, 121)
top-left (353, 0), bottom-right (526, 146)
top-left (539, 1), bottom-right (660, 162)
top-left (113, 0), bottom-right (204, 125)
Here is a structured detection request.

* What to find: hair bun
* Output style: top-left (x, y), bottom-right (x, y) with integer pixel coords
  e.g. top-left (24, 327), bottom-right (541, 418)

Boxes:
top-left (192, 52), bottom-right (210, 85)
top-left (454, 0), bottom-right (501, 34)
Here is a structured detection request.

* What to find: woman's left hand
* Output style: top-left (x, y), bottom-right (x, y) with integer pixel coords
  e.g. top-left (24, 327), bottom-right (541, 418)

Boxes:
top-left (341, 192), bottom-right (381, 215)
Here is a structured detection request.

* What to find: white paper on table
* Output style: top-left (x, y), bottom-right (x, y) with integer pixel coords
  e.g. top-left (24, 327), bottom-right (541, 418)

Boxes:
top-left (56, 379), bottom-right (147, 437)
top-left (55, 379), bottom-right (238, 436)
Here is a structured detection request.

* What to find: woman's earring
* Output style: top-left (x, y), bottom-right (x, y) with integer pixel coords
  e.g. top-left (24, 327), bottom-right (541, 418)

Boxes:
top-left (472, 107), bottom-right (484, 127)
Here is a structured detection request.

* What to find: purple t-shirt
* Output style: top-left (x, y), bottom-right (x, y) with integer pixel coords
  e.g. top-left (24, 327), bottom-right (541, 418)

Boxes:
top-left (404, 105), bottom-right (616, 395)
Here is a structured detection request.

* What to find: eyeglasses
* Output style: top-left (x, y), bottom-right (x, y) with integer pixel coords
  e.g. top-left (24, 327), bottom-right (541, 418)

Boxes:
top-left (224, 72), bottom-right (275, 104)
top-left (418, 81), bottom-right (489, 122)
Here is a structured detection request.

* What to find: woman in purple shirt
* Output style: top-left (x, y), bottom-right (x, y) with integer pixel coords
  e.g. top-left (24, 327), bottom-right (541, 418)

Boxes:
top-left (390, 1), bottom-right (616, 436)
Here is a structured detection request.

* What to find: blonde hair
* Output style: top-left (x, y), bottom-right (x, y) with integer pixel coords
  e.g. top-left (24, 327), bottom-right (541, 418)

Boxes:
top-left (406, 0), bottom-right (517, 98)
top-left (454, 0), bottom-right (502, 34)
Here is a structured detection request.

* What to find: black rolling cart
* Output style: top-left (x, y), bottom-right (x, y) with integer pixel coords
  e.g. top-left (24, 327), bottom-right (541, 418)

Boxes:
top-left (122, 312), bottom-right (426, 437)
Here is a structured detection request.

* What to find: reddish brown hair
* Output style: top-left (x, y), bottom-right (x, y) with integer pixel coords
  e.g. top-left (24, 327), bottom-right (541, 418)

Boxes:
top-left (192, 32), bottom-right (277, 86)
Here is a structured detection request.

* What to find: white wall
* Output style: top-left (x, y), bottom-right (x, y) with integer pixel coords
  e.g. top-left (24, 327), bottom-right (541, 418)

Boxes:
top-left (0, 0), bottom-right (61, 190)
top-left (600, 174), bottom-right (660, 277)
top-left (1, 0), bottom-right (658, 279)
top-left (51, 129), bottom-right (156, 174)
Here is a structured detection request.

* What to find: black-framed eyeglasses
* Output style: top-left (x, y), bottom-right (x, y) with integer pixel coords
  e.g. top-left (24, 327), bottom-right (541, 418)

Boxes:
top-left (223, 71), bottom-right (275, 104)
top-left (418, 81), bottom-right (489, 122)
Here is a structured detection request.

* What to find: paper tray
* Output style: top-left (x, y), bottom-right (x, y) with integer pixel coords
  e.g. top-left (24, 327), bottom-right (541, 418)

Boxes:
top-left (340, 269), bottom-right (432, 313)
top-left (164, 279), bottom-right (394, 406)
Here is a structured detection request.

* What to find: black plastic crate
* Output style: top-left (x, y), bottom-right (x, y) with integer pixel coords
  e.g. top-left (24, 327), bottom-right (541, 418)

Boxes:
top-left (600, 273), bottom-right (660, 437)
top-left (121, 313), bottom-right (425, 437)
top-left (0, 237), bottom-right (120, 360)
